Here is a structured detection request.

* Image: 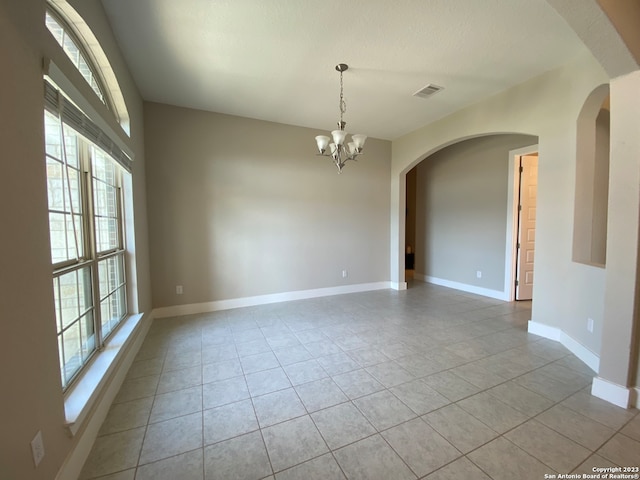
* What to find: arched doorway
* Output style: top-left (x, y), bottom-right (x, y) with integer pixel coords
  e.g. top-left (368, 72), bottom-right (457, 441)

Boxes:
top-left (400, 134), bottom-right (538, 301)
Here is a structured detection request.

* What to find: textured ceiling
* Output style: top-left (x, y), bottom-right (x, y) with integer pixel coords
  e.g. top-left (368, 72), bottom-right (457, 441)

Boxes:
top-left (101, 0), bottom-right (590, 140)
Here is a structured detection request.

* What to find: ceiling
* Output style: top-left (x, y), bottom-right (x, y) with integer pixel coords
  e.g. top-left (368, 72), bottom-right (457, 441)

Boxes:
top-left (100, 0), bottom-right (591, 140)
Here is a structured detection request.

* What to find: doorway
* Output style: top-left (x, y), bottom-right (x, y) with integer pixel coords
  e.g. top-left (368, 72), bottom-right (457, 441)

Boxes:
top-left (514, 153), bottom-right (538, 300)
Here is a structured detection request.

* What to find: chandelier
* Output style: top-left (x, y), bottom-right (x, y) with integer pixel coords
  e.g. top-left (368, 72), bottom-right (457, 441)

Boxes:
top-left (314, 64), bottom-right (367, 173)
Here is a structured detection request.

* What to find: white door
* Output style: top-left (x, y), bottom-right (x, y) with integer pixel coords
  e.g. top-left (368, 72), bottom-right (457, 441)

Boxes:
top-left (516, 155), bottom-right (538, 300)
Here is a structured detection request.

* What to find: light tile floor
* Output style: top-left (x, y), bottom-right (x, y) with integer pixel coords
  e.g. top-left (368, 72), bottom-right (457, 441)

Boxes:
top-left (80, 282), bottom-right (640, 480)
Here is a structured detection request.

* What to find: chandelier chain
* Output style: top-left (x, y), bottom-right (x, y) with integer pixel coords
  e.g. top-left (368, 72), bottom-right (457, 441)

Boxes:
top-left (339, 69), bottom-right (346, 127)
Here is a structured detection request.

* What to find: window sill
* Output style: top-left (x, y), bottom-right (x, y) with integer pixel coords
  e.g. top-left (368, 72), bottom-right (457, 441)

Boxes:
top-left (63, 312), bottom-right (145, 437)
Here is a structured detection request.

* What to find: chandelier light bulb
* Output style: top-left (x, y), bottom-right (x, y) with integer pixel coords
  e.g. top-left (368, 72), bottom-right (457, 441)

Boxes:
top-left (331, 129), bottom-right (348, 146)
top-left (315, 135), bottom-right (330, 154)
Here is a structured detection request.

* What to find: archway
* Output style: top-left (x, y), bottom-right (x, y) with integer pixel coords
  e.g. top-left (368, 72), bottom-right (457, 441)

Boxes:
top-left (400, 134), bottom-right (537, 300)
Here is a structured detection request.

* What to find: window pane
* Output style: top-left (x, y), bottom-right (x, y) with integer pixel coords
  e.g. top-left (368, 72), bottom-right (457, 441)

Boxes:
top-left (62, 35), bottom-right (81, 66)
top-left (115, 286), bottom-right (126, 320)
top-left (99, 253), bottom-right (126, 340)
top-left (53, 277), bottom-right (62, 331)
top-left (100, 287), bottom-right (126, 339)
top-left (77, 54), bottom-right (92, 80)
top-left (115, 255), bottom-right (125, 286)
top-left (67, 168), bottom-right (82, 215)
top-left (58, 335), bottom-right (66, 387)
top-left (64, 214), bottom-right (80, 260)
top-left (90, 76), bottom-right (105, 102)
top-left (62, 321), bottom-right (82, 385)
top-left (45, 113), bottom-right (85, 265)
top-left (96, 216), bottom-right (118, 252)
top-left (58, 269), bottom-right (80, 330)
top-left (56, 266), bottom-right (95, 389)
top-left (98, 258), bottom-right (109, 300)
top-left (98, 255), bottom-right (124, 301)
top-left (79, 267), bottom-right (93, 315)
top-left (45, 11), bottom-right (64, 44)
top-left (49, 212), bottom-right (68, 264)
top-left (93, 151), bottom-right (116, 184)
top-left (93, 148), bottom-right (120, 253)
top-left (93, 181), bottom-right (118, 217)
top-left (46, 158), bottom-right (65, 211)
top-left (44, 112), bottom-right (62, 158)
top-left (63, 129), bottom-right (79, 169)
top-left (100, 296), bottom-right (113, 338)
top-left (80, 311), bottom-right (95, 362)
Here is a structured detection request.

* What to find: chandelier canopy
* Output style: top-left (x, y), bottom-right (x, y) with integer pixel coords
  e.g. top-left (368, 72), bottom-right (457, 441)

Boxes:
top-left (314, 64), bottom-right (367, 174)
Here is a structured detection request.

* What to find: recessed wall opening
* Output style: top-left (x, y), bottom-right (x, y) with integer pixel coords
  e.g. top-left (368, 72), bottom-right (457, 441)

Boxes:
top-left (573, 85), bottom-right (610, 267)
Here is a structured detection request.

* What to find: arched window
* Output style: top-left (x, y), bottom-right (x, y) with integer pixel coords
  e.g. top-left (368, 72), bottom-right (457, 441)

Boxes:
top-left (45, 9), bottom-right (108, 106)
top-left (45, 1), bottom-right (131, 136)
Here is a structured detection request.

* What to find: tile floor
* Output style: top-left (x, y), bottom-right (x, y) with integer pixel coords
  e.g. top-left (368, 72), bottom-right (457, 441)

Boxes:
top-left (80, 282), bottom-right (640, 480)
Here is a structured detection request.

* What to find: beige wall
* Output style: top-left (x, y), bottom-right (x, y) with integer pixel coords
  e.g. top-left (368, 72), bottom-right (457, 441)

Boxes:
top-left (414, 134), bottom-right (537, 292)
top-left (144, 102), bottom-right (391, 308)
top-left (0, 1), bottom-right (150, 478)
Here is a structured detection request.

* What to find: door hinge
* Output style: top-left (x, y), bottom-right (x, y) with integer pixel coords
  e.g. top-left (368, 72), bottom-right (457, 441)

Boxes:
top-left (515, 279), bottom-right (519, 286)
top-left (519, 166), bottom-right (524, 173)
top-left (517, 242), bottom-right (520, 249)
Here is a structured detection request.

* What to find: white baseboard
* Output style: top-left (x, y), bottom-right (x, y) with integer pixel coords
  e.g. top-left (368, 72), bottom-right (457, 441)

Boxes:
top-left (416, 273), bottom-right (509, 301)
top-left (55, 311), bottom-right (153, 480)
top-left (391, 282), bottom-right (407, 291)
top-left (591, 377), bottom-right (632, 409)
top-left (527, 320), bottom-right (561, 341)
top-left (527, 321), bottom-right (639, 410)
top-left (153, 282), bottom-right (392, 318)
top-left (527, 320), bottom-right (599, 373)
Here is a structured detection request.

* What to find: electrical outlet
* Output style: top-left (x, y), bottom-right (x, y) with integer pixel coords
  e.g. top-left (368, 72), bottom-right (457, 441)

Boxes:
top-left (31, 431), bottom-right (44, 467)
top-left (476, 270), bottom-right (482, 279)
top-left (342, 270), bottom-right (348, 278)
top-left (176, 285), bottom-right (183, 295)
top-left (587, 317), bottom-right (594, 333)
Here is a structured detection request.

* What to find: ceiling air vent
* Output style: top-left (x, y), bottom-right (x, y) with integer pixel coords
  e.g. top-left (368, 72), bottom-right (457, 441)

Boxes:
top-left (413, 83), bottom-right (444, 99)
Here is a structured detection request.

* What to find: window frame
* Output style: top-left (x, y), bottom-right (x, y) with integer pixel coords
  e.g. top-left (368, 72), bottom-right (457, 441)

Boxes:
top-left (45, 110), bottom-right (129, 390)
